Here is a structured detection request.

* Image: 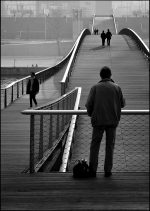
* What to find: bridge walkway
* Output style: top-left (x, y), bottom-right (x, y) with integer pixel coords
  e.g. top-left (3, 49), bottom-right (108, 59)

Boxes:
top-left (1, 65), bottom-right (66, 174)
top-left (66, 34), bottom-right (149, 172)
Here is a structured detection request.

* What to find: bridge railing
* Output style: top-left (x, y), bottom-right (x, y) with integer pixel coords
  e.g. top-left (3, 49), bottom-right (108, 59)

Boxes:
top-left (59, 110), bottom-right (149, 172)
top-left (60, 28), bottom-right (91, 96)
top-left (119, 28), bottom-right (149, 59)
top-left (1, 38), bottom-right (77, 110)
top-left (22, 106), bottom-right (149, 173)
top-left (21, 87), bottom-right (82, 173)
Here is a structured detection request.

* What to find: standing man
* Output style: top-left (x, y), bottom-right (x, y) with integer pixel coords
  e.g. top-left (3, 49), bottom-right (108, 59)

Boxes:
top-left (85, 66), bottom-right (125, 177)
top-left (26, 72), bottom-right (39, 108)
top-left (100, 30), bottom-right (106, 47)
top-left (106, 29), bottom-right (112, 46)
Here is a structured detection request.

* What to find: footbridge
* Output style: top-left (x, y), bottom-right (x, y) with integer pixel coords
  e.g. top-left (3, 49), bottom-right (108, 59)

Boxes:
top-left (1, 22), bottom-right (149, 210)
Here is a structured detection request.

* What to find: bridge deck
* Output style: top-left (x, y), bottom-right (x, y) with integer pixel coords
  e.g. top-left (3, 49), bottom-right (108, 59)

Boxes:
top-left (1, 34), bottom-right (149, 210)
top-left (67, 35), bottom-right (149, 173)
top-left (1, 172), bottom-right (149, 211)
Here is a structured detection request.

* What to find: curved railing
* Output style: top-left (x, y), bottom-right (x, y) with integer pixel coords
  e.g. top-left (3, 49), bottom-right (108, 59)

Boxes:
top-left (21, 87), bottom-right (82, 173)
top-left (22, 108), bottom-right (149, 173)
top-left (119, 28), bottom-right (149, 59)
top-left (1, 38), bottom-right (78, 109)
top-left (60, 28), bottom-right (91, 95)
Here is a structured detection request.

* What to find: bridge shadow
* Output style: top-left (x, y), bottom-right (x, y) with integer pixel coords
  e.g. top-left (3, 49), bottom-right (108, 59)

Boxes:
top-left (91, 45), bottom-right (106, 51)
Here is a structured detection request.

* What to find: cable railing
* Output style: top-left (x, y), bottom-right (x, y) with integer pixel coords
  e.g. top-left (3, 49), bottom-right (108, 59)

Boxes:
top-left (60, 28), bottom-right (91, 96)
top-left (59, 110), bottom-right (149, 172)
top-left (1, 37), bottom-right (78, 110)
top-left (119, 28), bottom-right (149, 59)
top-left (22, 106), bottom-right (149, 173)
top-left (21, 87), bottom-right (82, 173)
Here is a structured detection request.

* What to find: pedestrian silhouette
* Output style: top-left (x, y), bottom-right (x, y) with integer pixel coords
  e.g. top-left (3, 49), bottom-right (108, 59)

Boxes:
top-left (101, 30), bottom-right (106, 47)
top-left (85, 66), bottom-right (126, 177)
top-left (26, 72), bottom-right (39, 108)
top-left (106, 29), bottom-right (112, 46)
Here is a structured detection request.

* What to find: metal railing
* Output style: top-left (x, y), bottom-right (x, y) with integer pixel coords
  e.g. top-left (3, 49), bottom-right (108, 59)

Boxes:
top-left (119, 28), bottom-right (149, 59)
top-left (59, 109), bottom-right (149, 172)
top-left (21, 87), bottom-right (82, 173)
top-left (1, 37), bottom-right (78, 110)
top-left (22, 106), bottom-right (149, 173)
top-left (60, 28), bottom-right (91, 96)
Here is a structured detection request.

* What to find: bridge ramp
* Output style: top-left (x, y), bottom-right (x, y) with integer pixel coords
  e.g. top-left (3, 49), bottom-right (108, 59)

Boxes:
top-left (67, 34), bottom-right (149, 110)
top-left (67, 34), bottom-right (149, 172)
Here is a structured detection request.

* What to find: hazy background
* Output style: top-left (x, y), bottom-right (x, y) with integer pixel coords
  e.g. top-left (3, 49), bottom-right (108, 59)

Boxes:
top-left (1, 1), bottom-right (149, 17)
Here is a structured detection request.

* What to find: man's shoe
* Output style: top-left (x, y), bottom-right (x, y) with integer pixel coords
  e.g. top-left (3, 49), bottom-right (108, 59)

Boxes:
top-left (104, 172), bottom-right (112, 177)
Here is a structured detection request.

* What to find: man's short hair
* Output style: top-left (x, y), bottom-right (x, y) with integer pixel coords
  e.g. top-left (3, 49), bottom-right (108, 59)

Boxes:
top-left (100, 66), bottom-right (112, 79)
top-left (31, 72), bottom-right (35, 77)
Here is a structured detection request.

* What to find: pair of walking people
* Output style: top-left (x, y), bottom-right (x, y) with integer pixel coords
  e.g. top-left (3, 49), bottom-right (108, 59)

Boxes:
top-left (101, 29), bottom-right (112, 47)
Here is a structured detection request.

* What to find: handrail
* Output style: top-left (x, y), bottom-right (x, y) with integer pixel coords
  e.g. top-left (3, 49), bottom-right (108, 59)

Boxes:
top-left (60, 28), bottom-right (91, 95)
top-left (119, 28), bottom-right (149, 59)
top-left (34, 87), bottom-right (80, 110)
top-left (59, 87), bottom-right (82, 172)
top-left (22, 109), bottom-right (149, 115)
top-left (1, 37), bottom-right (78, 109)
top-left (2, 41), bottom-right (77, 91)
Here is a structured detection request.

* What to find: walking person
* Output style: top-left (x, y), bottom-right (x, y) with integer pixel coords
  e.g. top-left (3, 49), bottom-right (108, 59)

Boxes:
top-left (106, 29), bottom-right (112, 46)
top-left (26, 72), bottom-right (39, 108)
top-left (85, 66), bottom-right (126, 178)
top-left (101, 30), bottom-right (106, 47)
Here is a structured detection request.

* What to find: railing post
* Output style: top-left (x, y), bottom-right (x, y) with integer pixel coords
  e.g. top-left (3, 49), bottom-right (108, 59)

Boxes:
top-left (22, 80), bottom-right (24, 95)
top-left (4, 89), bottom-right (7, 108)
top-left (56, 104), bottom-right (60, 138)
top-left (17, 82), bottom-right (19, 98)
top-left (62, 99), bottom-right (65, 131)
top-left (48, 113), bottom-right (53, 148)
top-left (30, 114), bottom-right (35, 173)
top-left (11, 86), bottom-right (13, 103)
top-left (61, 82), bottom-right (65, 96)
top-left (39, 115), bottom-right (44, 160)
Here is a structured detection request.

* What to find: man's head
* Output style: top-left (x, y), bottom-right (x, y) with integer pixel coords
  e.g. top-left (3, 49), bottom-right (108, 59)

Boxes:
top-left (31, 72), bottom-right (35, 78)
top-left (100, 66), bottom-right (112, 79)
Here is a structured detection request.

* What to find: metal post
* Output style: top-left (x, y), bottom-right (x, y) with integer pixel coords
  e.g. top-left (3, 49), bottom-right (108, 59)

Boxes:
top-left (17, 82), bottom-right (19, 98)
top-left (30, 115), bottom-right (35, 173)
top-left (39, 115), bottom-right (43, 160)
top-left (62, 99), bottom-right (65, 131)
top-left (48, 113), bottom-right (53, 148)
top-left (61, 82), bottom-right (65, 96)
top-left (11, 86), bottom-right (13, 103)
top-left (22, 80), bottom-right (24, 95)
top-left (56, 104), bottom-right (60, 138)
top-left (4, 89), bottom-right (7, 108)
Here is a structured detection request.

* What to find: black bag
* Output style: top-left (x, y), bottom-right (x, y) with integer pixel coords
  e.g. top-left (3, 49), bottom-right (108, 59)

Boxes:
top-left (73, 159), bottom-right (90, 178)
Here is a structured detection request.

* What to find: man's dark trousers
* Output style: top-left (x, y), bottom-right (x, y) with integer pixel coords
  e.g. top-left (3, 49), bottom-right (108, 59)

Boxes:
top-left (89, 126), bottom-right (116, 173)
top-left (30, 92), bottom-right (37, 107)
